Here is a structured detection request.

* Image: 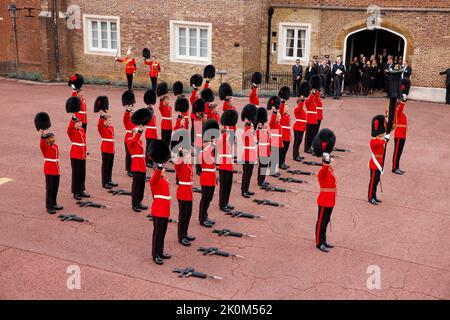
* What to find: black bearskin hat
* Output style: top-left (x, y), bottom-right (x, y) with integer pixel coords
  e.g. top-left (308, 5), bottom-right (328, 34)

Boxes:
top-left (192, 99), bottom-right (205, 114)
top-left (220, 109), bottom-right (238, 127)
top-left (202, 119), bottom-right (220, 140)
top-left (157, 82), bottom-right (169, 97)
top-left (147, 139), bottom-right (171, 164)
top-left (175, 96), bottom-right (189, 113)
top-left (241, 104), bottom-right (258, 122)
top-left (142, 48), bottom-right (151, 59)
top-left (131, 108), bottom-right (153, 125)
top-left (190, 74), bottom-right (203, 88)
top-left (66, 96), bottom-right (81, 113)
top-left (173, 81), bottom-right (184, 96)
top-left (278, 86), bottom-right (291, 100)
top-left (34, 112), bottom-right (51, 131)
top-left (68, 74), bottom-right (84, 90)
top-left (251, 72), bottom-right (262, 85)
top-left (94, 96), bottom-right (109, 113)
top-left (371, 114), bottom-right (386, 137)
top-left (312, 128), bottom-right (336, 157)
top-left (256, 107), bottom-right (268, 125)
top-left (122, 90), bottom-right (136, 106)
top-left (299, 82), bottom-right (311, 97)
top-left (219, 83), bottom-right (233, 100)
top-left (310, 75), bottom-right (322, 90)
top-left (201, 88), bottom-right (215, 103)
top-left (203, 65), bottom-right (216, 79)
top-left (143, 90), bottom-right (157, 106)
top-left (267, 96), bottom-right (280, 110)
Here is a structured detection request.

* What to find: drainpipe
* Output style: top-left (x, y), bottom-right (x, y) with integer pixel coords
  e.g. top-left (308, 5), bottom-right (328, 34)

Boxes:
top-left (265, 7), bottom-right (274, 82)
top-left (52, 0), bottom-right (61, 80)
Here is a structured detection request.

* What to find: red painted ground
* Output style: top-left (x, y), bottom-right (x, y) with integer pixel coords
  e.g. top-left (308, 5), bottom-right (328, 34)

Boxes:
top-left (0, 78), bottom-right (449, 300)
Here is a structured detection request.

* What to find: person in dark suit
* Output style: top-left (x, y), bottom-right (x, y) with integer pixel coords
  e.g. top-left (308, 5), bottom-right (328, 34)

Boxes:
top-left (439, 68), bottom-right (450, 104)
top-left (403, 60), bottom-right (412, 80)
top-left (348, 57), bottom-right (360, 95)
top-left (292, 59), bottom-right (303, 97)
top-left (318, 58), bottom-right (330, 98)
top-left (305, 61), bottom-right (317, 82)
top-left (331, 56), bottom-right (346, 99)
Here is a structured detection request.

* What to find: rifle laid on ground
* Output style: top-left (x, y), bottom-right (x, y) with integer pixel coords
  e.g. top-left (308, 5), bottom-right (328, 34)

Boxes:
top-left (253, 199), bottom-right (285, 207)
top-left (76, 201), bottom-right (111, 208)
top-left (146, 215), bottom-right (178, 223)
top-left (58, 214), bottom-right (88, 223)
top-left (302, 160), bottom-right (322, 166)
top-left (287, 169), bottom-right (315, 176)
top-left (108, 189), bottom-right (132, 196)
top-left (333, 147), bottom-right (352, 152)
top-left (279, 177), bottom-right (307, 184)
top-left (212, 228), bottom-right (256, 238)
top-left (198, 247), bottom-right (244, 258)
top-left (173, 267), bottom-right (222, 280)
top-left (226, 211), bottom-right (263, 219)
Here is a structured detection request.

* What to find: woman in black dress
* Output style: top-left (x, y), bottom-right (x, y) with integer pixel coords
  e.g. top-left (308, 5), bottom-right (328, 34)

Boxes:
top-left (305, 61), bottom-right (317, 82)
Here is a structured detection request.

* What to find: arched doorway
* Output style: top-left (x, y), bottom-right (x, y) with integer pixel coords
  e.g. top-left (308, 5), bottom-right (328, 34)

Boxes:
top-left (344, 27), bottom-right (407, 66)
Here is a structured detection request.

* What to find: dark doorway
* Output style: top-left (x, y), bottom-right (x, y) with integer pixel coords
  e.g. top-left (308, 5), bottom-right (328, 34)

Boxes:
top-left (345, 29), bottom-right (405, 65)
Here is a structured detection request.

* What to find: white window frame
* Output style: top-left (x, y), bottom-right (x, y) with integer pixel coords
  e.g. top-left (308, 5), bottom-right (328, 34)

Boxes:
top-left (83, 14), bottom-right (120, 56)
top-left (170, 20), bottom-right (212, 65)
top-left (278, 22), bottom-right (311, 65)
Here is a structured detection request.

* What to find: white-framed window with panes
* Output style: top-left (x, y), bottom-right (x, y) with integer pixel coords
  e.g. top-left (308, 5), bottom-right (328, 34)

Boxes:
top-left (83, 14), bottom-right (120, 56)
top-left (277, 23), bottom-right (311, 65)
top-left (170, 21), bottom-right (212, 64)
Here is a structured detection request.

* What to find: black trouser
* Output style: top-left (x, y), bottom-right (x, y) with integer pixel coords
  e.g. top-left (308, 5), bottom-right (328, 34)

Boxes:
top-left (151, 77), bottom-right (158, 91)
top-left (333, 76), bottom-right (342, 97)
top-left (152, 217), bottom-right (168, 258)
top-left (446, 85), bottom-right (450, 104)
top-left (219, 170), bottom-right (233, 207)
top-left (126, 73), bottom-right (133, 90)
top-left (304, 124), bottom-right (318, 151)
top-left (146, 138), bottom-right (155, 166)
top-left (132, 171), bottom-right (146, 207)
top-left (190, 119), bottom-right (195, 147)
top-left (392, 138), bottom-right (406, 170)
top-left (241, 162), bottom-right (254, 193)
top-left (161, 129), bottom-right (172, 147)
top-left (82, 123), bottom-right (87, 132)
top-left (270, 147), bottom-right (280, 174)
top-left (125, 142), bottom-right (131, 173)
top-left (315, 206), bottom-right (333, 246)
top-left (71, 158), bottom-right (86, 195)
top-left (199, 186), bottom-right (215, 222)
top-left (293, 79), bottom-right (301, 97)
top-left (178, 200), bottom-right (192, 241)
top-left (317, 119), bottom-right (322, 131)
top-left (280, 141), bottom-right (290, 165)
top-left (293, 130), bottom-right (304, 159)
top-left (45, 174), bottom-right (60, 209)
top-left (258, 157), bottom-right (269, 185)
top-left (101, 152), bottom-right (114, 186)
top-left (368, 169), bottom-right (381, 200)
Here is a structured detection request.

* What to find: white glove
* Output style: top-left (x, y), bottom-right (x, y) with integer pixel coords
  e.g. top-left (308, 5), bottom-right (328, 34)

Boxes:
top-left (323, 152), bottom-right (330, 163)
top-left (114, 57), bottom-right (119, 61)
top-left (385, 134), bottom-right (390, 141)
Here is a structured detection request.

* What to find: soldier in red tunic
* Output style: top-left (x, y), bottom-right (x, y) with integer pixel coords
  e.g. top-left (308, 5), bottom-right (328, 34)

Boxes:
top-left (392, 98), bottom-right (407, 175)
top-left (305, 75), bottom-right (322, 153)
top-left (35, 112), bottom-right (62, 214)
top-left (293, 82), bottom-right (310, 161)
top-left (172, 96), bottom-right (190, 152)
top-left (255, 107), bottom-right (270, 188)
top-left (249, 72), bottom-right (262, 106)
top-left (157, 82), bottom-right (173, 146)
top-left (122, 90), bottom-right (136, 177)
top-left (312, 129), bottom-right (337, 253)
top-left (94, 96), bottom-right (117, 189)
top-left (143, 90), bottom-right (158, 168)
top-left (144, 55), bottom-right (161, 91)
top-left (190, 74), bottom-right (203, 145)
top-left (240, 104), bottom-right (258, 198)
top-left (127, 126), bottom-right (147, 212)
top-left (368, 115), bottom-right (388, 205)
top-left (116, 47), bottom-right (137, 90)
top-left (68, 74), bottom-right (88, 132)
top-left (278, 86), bottom-right (291, 170)
top-left (268, 96), bottom-right (282, 177)
top-left (147, 140), bottom-right (172, 265)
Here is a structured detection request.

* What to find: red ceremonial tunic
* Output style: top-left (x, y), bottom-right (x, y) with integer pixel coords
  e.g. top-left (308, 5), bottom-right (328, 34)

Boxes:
top-left (145, 114), bottom-right (158, 139)
top-left (193, 118), bottom-right (203, 149)
top-left (242, 125), bottom-right (257, 163)
top-left (189, 89), bottom-right (199, 120)
top-left (199, 143), bottom-right (216, 187)
top-left (72, 91), bottom-right (87, 124)
top-left (305, 94), bottom-right (317, 125)
top-left (249, 87), bottom-right (259, 106)
top-left (40, 139), bottom-right (60, 175)
top-left (315, 91), bottom-right (324, 121)
top-left (97, 117), bottom-right (115, 154)
top-left (222, 101), bottom-right (237, 130)
top-left (269, 113), bottom-right (283, 148)
top-left (293, 100), bottom-right (307, 132)
top-left (150, 167), bottom-right (171, 217)
top-left (368, 138), bottom-right (386, 171)
top-left (174, 162), bottom-right (193, 201)
top-left (279, 103), bottom-right (291, 142)
top-left (217, 131), bottom-right (234, 171)
top-left (394, 101), bottom-right (407, 139)
top-left (117, 58), bottom-right (136, 75)
top-left (126, 132), bottom-right (146, 172)
top-left (67, 119), bottom-right (87, 160)
top-left (256, 128), bottom-right (271, 158)
top-left (159, 101), bottom-right (173, 130)
top-left (123, 110), bottom-right (135, 143)
top-left (144, 60), bottom-right (161, 77)
top-left (317, 163), bottom-right (336, 207)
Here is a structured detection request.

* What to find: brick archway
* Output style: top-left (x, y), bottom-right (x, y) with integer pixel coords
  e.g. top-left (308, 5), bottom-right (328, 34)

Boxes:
top-left (335, 20), bottom-right (415, 62)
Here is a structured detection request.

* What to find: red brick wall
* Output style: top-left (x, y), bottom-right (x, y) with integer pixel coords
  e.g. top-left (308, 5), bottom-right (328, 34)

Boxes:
top-left (271, 0), bottom-right (450, 8)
